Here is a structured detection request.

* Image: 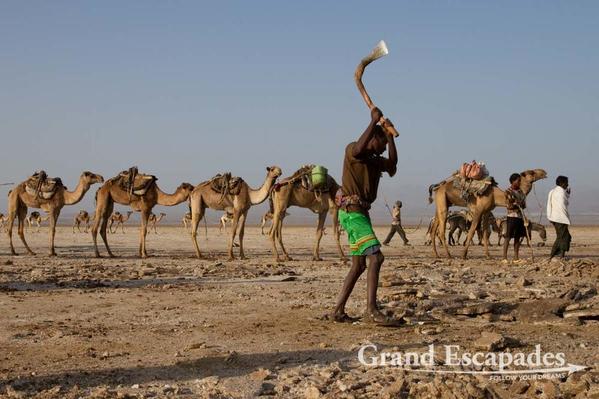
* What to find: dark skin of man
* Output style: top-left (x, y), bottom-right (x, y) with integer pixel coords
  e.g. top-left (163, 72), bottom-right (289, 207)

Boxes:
top-left (333, 107), bottom-right (398, 324)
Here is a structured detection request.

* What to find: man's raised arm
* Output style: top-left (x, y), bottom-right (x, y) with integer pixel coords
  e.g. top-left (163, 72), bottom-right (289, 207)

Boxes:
top-left (352, 107), bottom-right (383, 158)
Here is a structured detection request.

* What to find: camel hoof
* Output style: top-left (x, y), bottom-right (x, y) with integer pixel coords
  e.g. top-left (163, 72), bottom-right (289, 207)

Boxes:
top-left (312, 257), bottom-right (323, 261)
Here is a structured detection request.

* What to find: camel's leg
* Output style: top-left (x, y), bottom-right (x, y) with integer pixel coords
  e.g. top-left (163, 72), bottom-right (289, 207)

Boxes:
top-left (6, 200), bottom-right (19, 255)
top-left (190, 200), bottom-right (205, 259)
top-left (269, 211), bottom-right (282, 262)
top-left (238, 212), bottom-right (248, 260)
top-left (99, 202), bottom-right (115, 257)
top-left (227, 211), bottom-right (241, 261)
top-left (139, 210), bottom-right (150, 258)
top-left (269, 191), bottom-right (290, 262)
top-left (121, 221), bottom-right (125, 234)
top-left (431, 218), bottom-right (440, 257)
top-left (481, 215), bottom-right (491, 258)
top-left (462, 212), bottom-right (483, 260)
top-left (433, 204), bottom-right (451, 258)
top-left (16, 204), bottom-right (35, 255)
top-left (331, 205), bottom-right (347, 261)
top-left (312, 211), bottom-right (327, 261)
top-left (91, 206), bottom-right (103, 257)
top-left (72, 222), bottom-right (76, 234)
top-left (260, 217), bottom-right (266, 235)
top-left (47, 208), bottom-right (59, 256)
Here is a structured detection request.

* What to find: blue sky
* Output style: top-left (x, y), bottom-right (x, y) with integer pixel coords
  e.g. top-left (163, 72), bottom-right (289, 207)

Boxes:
top-left (1, 1), bottom-right (597, 223)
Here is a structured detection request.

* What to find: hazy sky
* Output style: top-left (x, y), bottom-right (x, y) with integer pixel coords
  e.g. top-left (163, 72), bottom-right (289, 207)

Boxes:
top-left (1, 1), bottom-right (597, 224)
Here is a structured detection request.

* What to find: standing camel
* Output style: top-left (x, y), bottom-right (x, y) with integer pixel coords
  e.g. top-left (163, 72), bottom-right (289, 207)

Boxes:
top-left (182, 212), bottom-right (192, 232)
top-left (108, 211), bottom-right (134, 233)
top-left (190, 166), bottom-right (282, 260)
top-left (72, 210), bottom-right (92, 233)
top-left (92, 169), bottom-right (194, 258)
top-left (26, 211), bottom-right (50, 232)
top-left (148, 212), bottom-right (166, 234)
top-left (497, 217), bottom-right (547, 246)
top-left (269, 168), bottom-right (346, 262)
top-left (429, 169), bottom-right (546, 259)
top-left (219, 211), bottom-right (234, 234)
top-left (7, 171), bottom-right (104, 256)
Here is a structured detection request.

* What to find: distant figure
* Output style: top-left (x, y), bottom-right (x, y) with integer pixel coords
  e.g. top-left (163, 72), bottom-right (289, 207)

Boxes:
top-left (182, 212), bottom-right (192, 231)
top-left (148, 212), bottom-right (166, 234)
top-left (27, 211), bottom-right (49, 233)
top-left (73, 210), bottom-right (92, 233)
top-left (502, 173), bottom-right (527, 263)
top-left (109, 211), bottom-right (134, 234)
top-left (382, 201), bottom-right (409, 246)
top-left (547, 175), bottom-right (571, 261)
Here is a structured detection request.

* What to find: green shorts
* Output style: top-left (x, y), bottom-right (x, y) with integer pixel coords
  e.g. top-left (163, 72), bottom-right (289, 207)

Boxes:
top-left (338, 209), bottom-right (380, 256)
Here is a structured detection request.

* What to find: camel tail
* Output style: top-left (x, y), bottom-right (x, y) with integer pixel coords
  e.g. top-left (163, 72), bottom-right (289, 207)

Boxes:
top-left (428, 184), bottom-right (435, 204)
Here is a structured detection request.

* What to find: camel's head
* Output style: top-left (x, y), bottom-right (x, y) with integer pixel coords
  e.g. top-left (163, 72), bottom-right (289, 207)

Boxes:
top-left (82, 171), bottom-right (105, 185)
top-left (178, 183), bottom-right (195, 197)
top-left (266, 166), bottom-right (282, 180)
top-left (520, 169), bottom-right (547, 183)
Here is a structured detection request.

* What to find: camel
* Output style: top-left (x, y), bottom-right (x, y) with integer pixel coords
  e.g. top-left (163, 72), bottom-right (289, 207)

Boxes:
top-left (260, 211), bottom-right (274, 235)
top-left (148, 212), bottom-right (166, 234)
top-left (7, 171), bottom-right (104, 256)
top-left (72, 210), bottom-right (93, 233)
top-left (269, 169), bottom-right (346, 262)
top-left (496, 217), bottom-right (547, 246)
top-left (26, 211), bottom-right (50, 232)
top-left (219, 211), bottom-right (234, 234)
top-left (190, 166), bottom-right (282, 260)
top-left (92, 171), bottom-right (194, 258)
top-left (108, 211), bottom-right (134, 233)
top-left (182, 212), bottom-right (192, 231)
top-left (447, 211), bottom-right (499, 246)
top-left (428, 169), bottom-right (547, 259)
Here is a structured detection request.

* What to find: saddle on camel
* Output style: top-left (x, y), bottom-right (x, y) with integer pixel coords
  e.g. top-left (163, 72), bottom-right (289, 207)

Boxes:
top-left (274, 165), bottom-right (333, 194)
top-left (203, 172), bottom-right (244, 201)
top-left (110, 166), bottom-right (157, 198)
top-left (25, 171), bottom-right (63, 200)
top-left (429, 160), bottom-right (496, 203)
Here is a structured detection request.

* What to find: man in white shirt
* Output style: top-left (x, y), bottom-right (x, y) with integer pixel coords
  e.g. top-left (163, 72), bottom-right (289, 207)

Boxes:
top-left (382, 200), bottom-right (410, 246)
top-left (547, 175), bottom-right (571, 260)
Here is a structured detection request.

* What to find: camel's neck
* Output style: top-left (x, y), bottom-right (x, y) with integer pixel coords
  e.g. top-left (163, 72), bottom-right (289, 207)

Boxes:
top-left (156, 186), bottom-right (188, 206)
top-left (493, 187), bottom-right (508, 207)
top-left (64, 178), bottom-right (90, 205)
top-left (249, 175), bottom-right (276, 205)
top-left (520, 180), bottom-right (535, 196)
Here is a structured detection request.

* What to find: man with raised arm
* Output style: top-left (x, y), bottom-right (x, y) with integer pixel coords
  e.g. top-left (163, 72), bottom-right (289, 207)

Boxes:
top-left (331, 107), bottom-right (399, 325)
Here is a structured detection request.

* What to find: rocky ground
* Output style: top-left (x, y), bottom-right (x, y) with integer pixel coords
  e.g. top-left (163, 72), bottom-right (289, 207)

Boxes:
top-left (0, 224), bottom-right (598, 398)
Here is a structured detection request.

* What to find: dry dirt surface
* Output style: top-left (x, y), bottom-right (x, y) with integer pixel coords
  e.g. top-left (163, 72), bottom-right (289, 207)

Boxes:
top-left (1, 224), bottom-right (598, 398)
